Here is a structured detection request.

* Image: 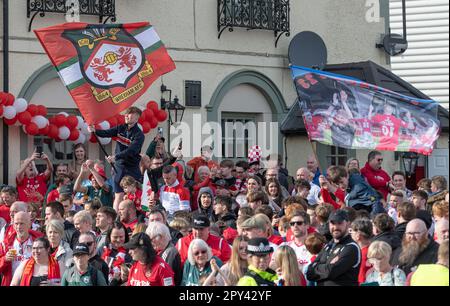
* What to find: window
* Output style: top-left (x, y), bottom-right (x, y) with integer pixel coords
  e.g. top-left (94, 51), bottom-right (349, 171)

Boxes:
top-left (326, 146), bottom-right (348, 166)
top-left (221, 113), bottom-right (257, 160)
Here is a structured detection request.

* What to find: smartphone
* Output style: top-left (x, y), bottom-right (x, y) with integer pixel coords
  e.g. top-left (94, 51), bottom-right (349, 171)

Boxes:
top-left (178, 139), bottom-right (183, 150)
top-left (157, 127), bottom-right (163, 136)
top-left (36, 146), bottom-right (43, 157)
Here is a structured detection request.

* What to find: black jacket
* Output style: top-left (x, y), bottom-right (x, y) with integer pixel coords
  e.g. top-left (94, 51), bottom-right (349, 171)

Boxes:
top-left (160, 242), bottom-right (182, 286)
top-left (95, 124), bottom-right (144, 169)
top-left (394, 222), bottom-right (408, 241)
top-left (306, 234), bottom-right (361, 286)
top-left (63, 220), bottom-right (79, 250)
top-left (372, 231), bottom-right (402, 255)
top-left (89, 255), bottom-right (110, 284)
top-left (392, 239), bottom-right (440, 275)
top-left (316, 222), bottom-right (332, 242)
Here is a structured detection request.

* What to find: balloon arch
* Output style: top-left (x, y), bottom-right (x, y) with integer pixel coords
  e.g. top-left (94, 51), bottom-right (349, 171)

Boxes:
top-left (0, 92), bottom-right (167, 145)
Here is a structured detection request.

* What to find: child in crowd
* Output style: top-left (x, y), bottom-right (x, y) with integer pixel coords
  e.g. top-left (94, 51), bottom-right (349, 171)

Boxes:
top-left (120, 176), bottom-right (143, 212)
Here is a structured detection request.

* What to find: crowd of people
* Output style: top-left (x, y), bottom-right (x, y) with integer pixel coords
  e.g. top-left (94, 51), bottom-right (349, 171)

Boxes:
top-left (0, 107), bottom-right (448, 286)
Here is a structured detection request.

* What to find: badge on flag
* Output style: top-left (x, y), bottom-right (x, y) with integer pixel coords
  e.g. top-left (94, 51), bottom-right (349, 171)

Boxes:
top-left (34, 22), bottom-right (175, 124)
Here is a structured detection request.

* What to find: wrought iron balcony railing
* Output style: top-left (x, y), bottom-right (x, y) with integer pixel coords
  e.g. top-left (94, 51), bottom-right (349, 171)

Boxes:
top-left (218, 0), bottom-right (290, 47)
top-left (27, 0), bottom-right (116, 32)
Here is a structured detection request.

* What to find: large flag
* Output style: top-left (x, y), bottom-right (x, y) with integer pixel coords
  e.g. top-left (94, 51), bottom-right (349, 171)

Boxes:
top-left (35, 22), bottom-right (175, 124)
top-left (290, 66), bottom-right (440, 155)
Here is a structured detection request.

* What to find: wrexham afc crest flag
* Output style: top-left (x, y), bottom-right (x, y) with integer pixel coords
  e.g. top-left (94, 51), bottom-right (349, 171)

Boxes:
top-left (35, 22), bottom-right (175, 124)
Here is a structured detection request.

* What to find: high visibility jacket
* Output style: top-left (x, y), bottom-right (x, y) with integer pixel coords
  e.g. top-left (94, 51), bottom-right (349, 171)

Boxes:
top-left (410, 264), bottom-right (449, 286)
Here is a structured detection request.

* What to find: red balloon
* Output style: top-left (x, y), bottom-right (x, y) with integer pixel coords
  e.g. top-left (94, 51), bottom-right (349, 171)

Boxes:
top-left (68, 129), bottom-right (80, 141)
top-left (90, 134), bottom-right (98, 143)
top-left (37, 105), bottom-right (48, 116)
top-left (107, 116), bottom-right (118, 127)
top-left (0, 105), bottom-right (4, 117)
top-left (48, 117), bottom-right (56, 125)
top-left (39, 125), bottom-right (49, 135)
top-left (66, 116), bottom-right (78, 129)
top-left (18, 111), bottom-right (32, 125)
top-left (146, 101), bottom-right (159, 112)
top-left (54, 114), bottom-right (67, 127)
top-left (0, 92), bottom-right (5, 105)
top-left (156, 109), bottom-right (168, 122)
top-left (47, 124), bottom-right (59, 139)
top-left (5, 93), bottom-right (15, 106)
top-left (4, 117), bottom-right (17, 125)
top-left (149, 117), bottom-right (158, 129)
top-left (27, 104), bottom-right (38, 116)
top-left (25, 122), bottom-right (39, 135)
top-left (141, 121), bottom-right (151, 134)
top-left (139, 111), bottom-right (147, 122)
top-left (54, 137), bottom-right (62, 142)
top-left (143, 109), bottom-right (154, 120)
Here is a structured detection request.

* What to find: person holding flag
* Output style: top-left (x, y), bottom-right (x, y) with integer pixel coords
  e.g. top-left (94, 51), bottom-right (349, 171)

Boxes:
top-left (88, 107), bottom-right (144, 211)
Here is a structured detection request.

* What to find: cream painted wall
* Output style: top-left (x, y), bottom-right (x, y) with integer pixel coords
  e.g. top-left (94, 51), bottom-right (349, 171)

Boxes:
top-left (0, 0), bottom-right (388, 183)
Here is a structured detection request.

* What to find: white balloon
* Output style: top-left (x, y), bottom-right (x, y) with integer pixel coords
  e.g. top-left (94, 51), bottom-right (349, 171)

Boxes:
top-left (74, 133), bottom-right (86, 144)
top-left (98, 120), bottom-right (110, 130)
top-left (58, 126), bottom-right (70, 140)
top-left (98, 137), bottom-right (111, 145)
top-left (81, 123), bottom-right (90, 135)
top-left (76, 116), bottom-right (84, 129)
top-left (3, 106), bottom-right (17, 120)
top-left (58, 112), bottom-right (69, 117)
top-left (137, 123), bottom-right (143, 131)
top-left (31, 115), bottom-right (48, 129)
top-left (13, 98), bottom-right (28, 113)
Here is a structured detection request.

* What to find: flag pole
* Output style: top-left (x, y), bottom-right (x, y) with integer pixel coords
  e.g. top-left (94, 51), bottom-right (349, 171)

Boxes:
top-left (310, 140), bottom-right (324, 176)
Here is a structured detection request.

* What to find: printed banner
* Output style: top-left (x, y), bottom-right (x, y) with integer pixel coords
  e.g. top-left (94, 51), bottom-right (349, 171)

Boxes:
top-left (35, 22), bottom-right (175, 124)
top-left (291, 66), bottom-right (440, 155)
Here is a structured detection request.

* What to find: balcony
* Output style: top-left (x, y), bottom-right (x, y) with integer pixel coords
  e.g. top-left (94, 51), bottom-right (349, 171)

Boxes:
top-left (217, 0), bottom-right (290, 47)
top-left (27, 0), bottom-right (116, 32)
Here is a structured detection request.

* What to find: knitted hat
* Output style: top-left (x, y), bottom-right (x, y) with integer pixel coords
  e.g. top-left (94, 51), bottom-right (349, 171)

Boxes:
top-left (248, 145), bottom-right (262, 165)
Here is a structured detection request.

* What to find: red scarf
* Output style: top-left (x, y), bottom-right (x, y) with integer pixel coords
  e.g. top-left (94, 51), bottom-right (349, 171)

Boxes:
top-left (19, 256), bottom-right (60, 286)
top-left (102, 246), bottom-right (127, 281)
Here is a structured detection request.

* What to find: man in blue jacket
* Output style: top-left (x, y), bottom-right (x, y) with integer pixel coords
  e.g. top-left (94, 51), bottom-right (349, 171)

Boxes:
top-left (89, 107), bottom-right (145, 211)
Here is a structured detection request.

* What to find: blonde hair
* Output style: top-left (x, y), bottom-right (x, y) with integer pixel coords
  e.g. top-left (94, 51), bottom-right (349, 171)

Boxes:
top-left (132, 223), bottom-right (147, 236)
top-left (46, 219), bottom-right (65, 237)
top-left (228, 236), bottom-right (249, 285)
top-left (432, 201), bottom-right (449, 219)
top-left (274, 245), bottom-right (302, 286)
top-left (169, 217), bottom-right (191, 232)
top-left (368, 240), bottom-right (392, 260)
top-left (74, 210), bottom-right (93, 225)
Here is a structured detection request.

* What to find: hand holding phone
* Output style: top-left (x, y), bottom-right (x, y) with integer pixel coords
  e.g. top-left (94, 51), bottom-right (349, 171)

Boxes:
top-left (36, 146), bottom-right (43, 158)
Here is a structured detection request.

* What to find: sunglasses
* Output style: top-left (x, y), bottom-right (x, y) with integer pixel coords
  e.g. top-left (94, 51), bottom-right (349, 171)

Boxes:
top-left (194, 250), bottom-right (207, 256)
top-left (290, 221), bottom-right (305, 226)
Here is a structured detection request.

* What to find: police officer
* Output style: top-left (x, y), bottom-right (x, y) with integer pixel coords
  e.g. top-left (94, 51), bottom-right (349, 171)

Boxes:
top-left (89, 107), bottom-right (145, 212)
top-left (237, 237), bottom-right (277, 286)
top-left (306, 209), bottom-right (361, 286)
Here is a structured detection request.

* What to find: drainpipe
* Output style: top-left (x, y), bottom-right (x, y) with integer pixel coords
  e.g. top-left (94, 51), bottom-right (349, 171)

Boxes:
top-left (2, 0), bottom-right (9, 184)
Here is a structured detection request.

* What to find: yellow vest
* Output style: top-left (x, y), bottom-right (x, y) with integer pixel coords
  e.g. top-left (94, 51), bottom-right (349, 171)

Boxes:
top-left (410, 264), bottom-right (449, 286)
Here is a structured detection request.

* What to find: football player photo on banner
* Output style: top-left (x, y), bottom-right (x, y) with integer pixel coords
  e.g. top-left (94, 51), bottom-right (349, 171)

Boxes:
top-left (290, 66), bottom-right (440, 155)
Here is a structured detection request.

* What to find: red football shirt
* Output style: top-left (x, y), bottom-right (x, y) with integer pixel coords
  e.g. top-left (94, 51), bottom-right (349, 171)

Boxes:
top-left (16, 173), bottom-right (48, 204)
top-left (127, 256), bottom-right (175, 286)
top-left (372, 114), bottom-right (407, 151)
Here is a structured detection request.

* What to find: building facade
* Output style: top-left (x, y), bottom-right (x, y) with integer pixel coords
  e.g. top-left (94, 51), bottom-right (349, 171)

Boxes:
top-left (0, 0), bottom-right (445, 184)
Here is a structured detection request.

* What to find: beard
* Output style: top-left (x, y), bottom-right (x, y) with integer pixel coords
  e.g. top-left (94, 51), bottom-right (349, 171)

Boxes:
top-left (398, 235), bottom-right (430, 267)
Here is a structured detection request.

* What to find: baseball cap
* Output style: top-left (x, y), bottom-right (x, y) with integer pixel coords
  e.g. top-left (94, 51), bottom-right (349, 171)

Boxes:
top-left (123, 232), bottom-right (151, 250)
top-left (192, 214), bottom-right (211, 229)
top-left (329, 209), bottom-right (349, 223)
top-left (247, 237), bottom-right (273, 255)
top-left (89, 168), bottom-right (107, 180)
top-left (240, 214), bottom-right (269, 231)
top-left (73, 243), bottom-right (90, 256)
top-left (59, 184), bottom-right (74, 195)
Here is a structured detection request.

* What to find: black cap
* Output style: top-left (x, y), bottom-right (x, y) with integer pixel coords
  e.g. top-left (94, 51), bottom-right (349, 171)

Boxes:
top-left (192, 214), bottom-right (211, 229)
top-left (123, 232), bottom-right (151, 250)
top-left (59, 184), bottom-right (73, 195)
top-left (329, 209), bottom-right (349, 223)
top-left (247, 238), bottom-right (273, 255)
top-left (73, 243), bottom-right (90, 256)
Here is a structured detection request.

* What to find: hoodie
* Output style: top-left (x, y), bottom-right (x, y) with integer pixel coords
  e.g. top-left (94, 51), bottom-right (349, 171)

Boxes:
top-left (194, 187), bottom-right (215, 221)
top-left (360, 162), bottom-right (390, 200)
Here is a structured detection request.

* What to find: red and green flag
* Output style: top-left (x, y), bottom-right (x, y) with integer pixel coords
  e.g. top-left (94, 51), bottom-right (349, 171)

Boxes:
top-left (35, 22), bottom-right (175, 124)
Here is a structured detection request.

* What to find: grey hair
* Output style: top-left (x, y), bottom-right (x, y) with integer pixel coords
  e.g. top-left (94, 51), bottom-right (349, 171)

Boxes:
top-left (187, 238), bottom-right (212, 266)
top-left (146, 222), bottom-right (171, 244)
top-left (46, 219), bottom-right (65, 237)
top-left (197, 166), bottom-right (210, 174)
top-left (74, 210), bottom-right (93, 225)
top-left (10, 201), bottom-right (28, 213)
top-left (345, 157), bottom-right (359, 169)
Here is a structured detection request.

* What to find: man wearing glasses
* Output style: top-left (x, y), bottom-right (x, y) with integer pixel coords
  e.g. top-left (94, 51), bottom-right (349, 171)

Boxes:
top-left (283, 211), bottom-right (313, 270)
top-left (78, 232), bottom-right (109, 283)
top-left (392, 218), bottom-right (439, 275)
top-left (361, 150), bottom-right (391, 200)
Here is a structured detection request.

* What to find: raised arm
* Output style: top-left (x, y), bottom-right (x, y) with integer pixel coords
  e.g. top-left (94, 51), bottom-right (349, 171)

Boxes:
top-left (74, 162), bottom-right (89, 194)
top-left (16, 151), bottom-right (40, 183)
top-left (41, 153), bottom-right (54, 181)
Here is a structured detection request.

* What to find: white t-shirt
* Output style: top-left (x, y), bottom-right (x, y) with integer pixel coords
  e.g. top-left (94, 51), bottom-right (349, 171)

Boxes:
top-left (283, 240), bottom-right (313, 270)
